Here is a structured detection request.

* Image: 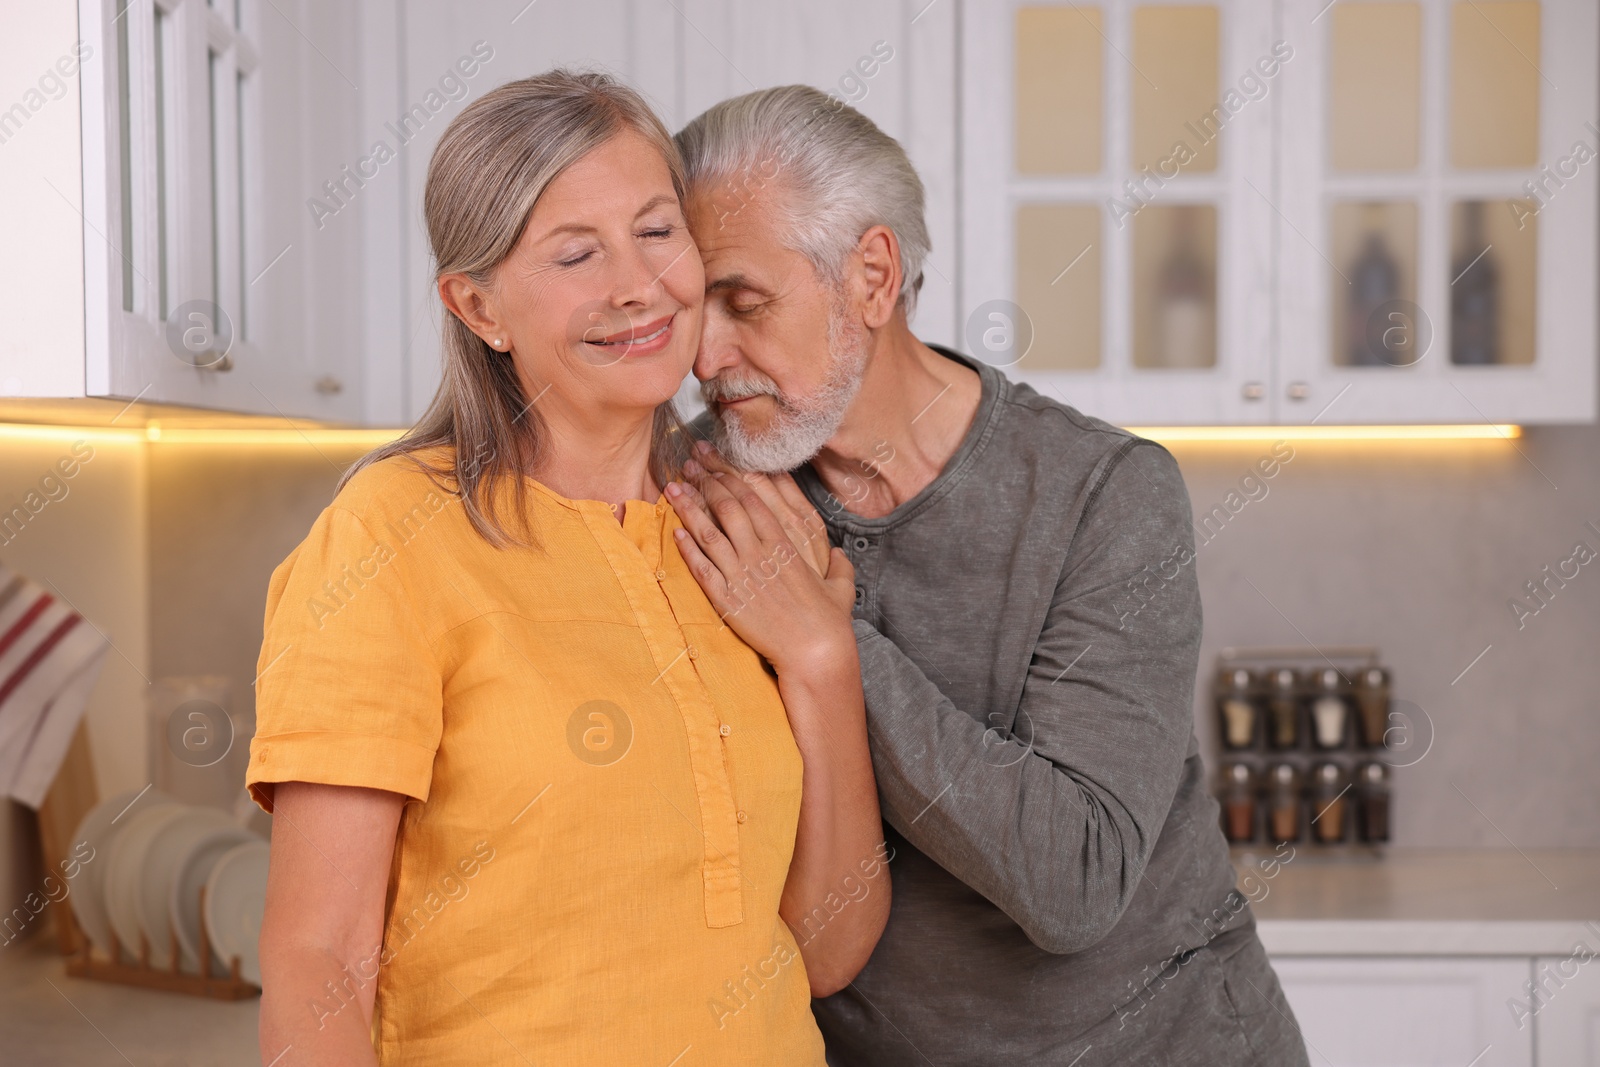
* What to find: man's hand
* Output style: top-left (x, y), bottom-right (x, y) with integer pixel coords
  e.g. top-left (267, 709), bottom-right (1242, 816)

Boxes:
top-left (684, 440), bottom-right (832, 578)
top-left (666, 468), bottom-right (855, 673)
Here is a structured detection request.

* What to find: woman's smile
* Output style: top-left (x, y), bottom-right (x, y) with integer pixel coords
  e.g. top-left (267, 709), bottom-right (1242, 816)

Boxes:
top-left (586, 311), bottom-right (676, 356)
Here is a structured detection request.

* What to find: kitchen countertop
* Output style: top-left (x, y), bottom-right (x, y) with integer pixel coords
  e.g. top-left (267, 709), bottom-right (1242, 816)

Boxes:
top-left (3, 849), bottom-right (1596, 1062)
top-left (0, 931), bottom-right (259, 1066)
top-left (1236, 847), bottom-right (1600, 956)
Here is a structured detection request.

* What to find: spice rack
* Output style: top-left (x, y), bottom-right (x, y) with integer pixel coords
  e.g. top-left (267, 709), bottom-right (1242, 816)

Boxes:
top-left (1210, 646), bottom-right (1394, 854)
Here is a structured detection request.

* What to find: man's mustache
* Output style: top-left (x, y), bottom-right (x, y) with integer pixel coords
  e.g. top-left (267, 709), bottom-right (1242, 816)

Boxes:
top-left (701, 374), bottom-right (782, 404)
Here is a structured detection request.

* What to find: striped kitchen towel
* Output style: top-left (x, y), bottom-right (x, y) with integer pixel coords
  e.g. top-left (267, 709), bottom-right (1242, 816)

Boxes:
top-left (0, 565), bottom-right (110, 808)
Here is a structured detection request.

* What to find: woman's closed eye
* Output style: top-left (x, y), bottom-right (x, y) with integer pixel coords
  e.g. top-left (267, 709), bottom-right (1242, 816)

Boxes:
top-left (557, 227), bottom-right (677, 267)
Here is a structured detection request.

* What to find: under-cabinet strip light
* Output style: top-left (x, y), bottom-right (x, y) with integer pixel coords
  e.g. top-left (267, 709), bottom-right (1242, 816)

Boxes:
top-left (0, 422), bottom-right (1525, 447)
top-left (1126, 424), bottom-right (1522, 442)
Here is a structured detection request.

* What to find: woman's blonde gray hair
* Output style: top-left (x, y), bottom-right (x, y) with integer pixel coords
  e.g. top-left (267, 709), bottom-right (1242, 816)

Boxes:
top-left (337, 69), bottom-right (689, 547)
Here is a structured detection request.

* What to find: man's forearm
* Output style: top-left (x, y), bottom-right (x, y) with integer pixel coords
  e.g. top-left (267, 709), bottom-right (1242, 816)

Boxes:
top-left (851, 620), bottom-right (1191, 956)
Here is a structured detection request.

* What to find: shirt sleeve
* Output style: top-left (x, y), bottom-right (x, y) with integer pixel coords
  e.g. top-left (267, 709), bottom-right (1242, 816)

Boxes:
top-left (852, 440), bottom-right (1203, 955)
top-left (245, 503), bottom-right (444, 812)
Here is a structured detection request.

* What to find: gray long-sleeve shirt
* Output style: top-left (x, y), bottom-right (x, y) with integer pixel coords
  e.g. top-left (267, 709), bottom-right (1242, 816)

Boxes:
top-left (797, 347), bottom-right (1308, 1065)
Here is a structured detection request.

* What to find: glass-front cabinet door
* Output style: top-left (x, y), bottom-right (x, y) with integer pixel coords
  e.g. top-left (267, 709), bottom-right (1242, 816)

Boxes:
top-left (961, 0), bottom-right (1595, 427)
top-left (1275, 0), bottom-right (1596, 424)
top-left (962, 0), bottom-right (1278, 425)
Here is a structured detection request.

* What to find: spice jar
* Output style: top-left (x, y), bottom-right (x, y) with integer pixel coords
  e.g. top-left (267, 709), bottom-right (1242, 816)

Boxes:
top-left (1356, 761), bottom-right (1391, 843)
top-left (1216, 668), bottom-right (1258, 750)
top-left (1220, 762), bottom-right (1257, 843)
top-left (1354, 666), bottom-right (1392, 748)
top-left (1310, 667), bottom-right (1351, 750)
top-left (1266, 668), bottom-right (1301, 749)
top-left (1310, 762), bottom-right (1348, 843)
top-left (1265, 763), bottom-right (1301, 844)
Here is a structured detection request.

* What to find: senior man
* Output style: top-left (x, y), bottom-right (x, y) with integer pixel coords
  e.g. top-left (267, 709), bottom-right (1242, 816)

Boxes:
top-left (672, 87), bottom-right (1309, 1065)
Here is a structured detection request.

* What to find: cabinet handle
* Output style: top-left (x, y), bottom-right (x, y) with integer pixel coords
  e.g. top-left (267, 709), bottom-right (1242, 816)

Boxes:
top-left (315, 375), bottom-right (344, 395)
top-left (1241, 381), bottom-right (1265, 400)
top-left (1287, 381), bottom-right (1310, 400)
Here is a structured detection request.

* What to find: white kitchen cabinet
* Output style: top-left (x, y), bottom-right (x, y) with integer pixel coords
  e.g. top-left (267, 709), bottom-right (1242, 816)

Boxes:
top-left (958, 0), bottom-right (1597, 426)
top-left (3, 0), bottom-right (370, 422)
top-left (1274, 0), bottom-right (1597, 426)
top-left (1533, 949), bottom-right (1600, 1066)
top-left (676, 0), bottom-right (959, 350)
top-left (17, 2), bottom-right (1591, 429)
top-left (386, 0), bottom-right (959, 424)
top-left (388, 0), bottom-right (676, 421)
top-left (963, 0), bottom-right (1279, 425)
top-left (1273, 956), bottom-right (1534, 1066)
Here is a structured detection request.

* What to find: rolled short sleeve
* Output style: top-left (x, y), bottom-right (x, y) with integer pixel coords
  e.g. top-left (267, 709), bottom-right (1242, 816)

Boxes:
top-left (246, 504), bottom-right (443, 811)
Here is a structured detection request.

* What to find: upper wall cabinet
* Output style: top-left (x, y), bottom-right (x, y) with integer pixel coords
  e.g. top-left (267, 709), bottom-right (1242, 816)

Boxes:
top-left (964, 0), bottom-right (1280, 425)
top-left (2, 0), bottom-right (369, 422)
top-left (9, 1), bottom-right (1588, 429)
top-left (961, 0), bottom-right (1597, 425)
top-left (386, 0), bottom-right (959, 424)
top-left (1276, 0), bottom-right (1596, 425)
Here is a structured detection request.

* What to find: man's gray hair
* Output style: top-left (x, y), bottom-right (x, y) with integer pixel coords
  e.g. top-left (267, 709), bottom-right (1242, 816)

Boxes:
top-left (676, 85), bottom-right (930, 317)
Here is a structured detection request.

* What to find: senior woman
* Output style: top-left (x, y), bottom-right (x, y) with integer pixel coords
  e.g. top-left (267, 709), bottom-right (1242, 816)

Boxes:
top-left (248, 70), bottom-right (887, 1066)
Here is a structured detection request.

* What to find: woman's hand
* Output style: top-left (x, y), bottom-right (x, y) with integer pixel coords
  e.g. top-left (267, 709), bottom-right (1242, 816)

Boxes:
top-left (667, 469), bottom-right (853, 674)
top-left (684, 440), bottom-right (832, 579)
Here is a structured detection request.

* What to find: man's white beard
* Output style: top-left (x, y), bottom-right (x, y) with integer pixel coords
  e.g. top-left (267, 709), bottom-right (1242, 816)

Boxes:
top-left (703, 302), bottom-right (869, 473)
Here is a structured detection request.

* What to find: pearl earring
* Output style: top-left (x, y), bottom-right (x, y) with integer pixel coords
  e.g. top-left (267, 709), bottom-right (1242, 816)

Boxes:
top-left (492, 339), bottom-right (502, 348)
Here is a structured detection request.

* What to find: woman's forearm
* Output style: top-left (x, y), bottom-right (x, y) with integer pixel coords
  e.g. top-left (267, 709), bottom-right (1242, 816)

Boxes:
top-left (773, 636), bottom-right (891, 996)
top-left (259, 942), bottom-right (382, 1066)
top-left (258, 782), bottom-right (402, 1067)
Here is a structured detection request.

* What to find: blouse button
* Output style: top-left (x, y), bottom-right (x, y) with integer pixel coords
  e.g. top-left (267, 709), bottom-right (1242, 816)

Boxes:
top-left (719, 723), bottom-right (732, 737)
top-left (655, 502), bottom-right (667, 515)
top-left (852, 536), bottom-right (871, 551)
top-left (736, 810), bottom-right (748, 824)
top-left (655, 568), bottom-right (667, 581)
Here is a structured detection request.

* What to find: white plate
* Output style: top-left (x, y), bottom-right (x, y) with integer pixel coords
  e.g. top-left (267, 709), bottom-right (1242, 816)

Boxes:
top-left (203, 840), bottom-right (270, 984)
top-left (168, 825), bottom-right (260, 974)
top-left (136, 807), bottom-right (241, 970)
top-left (68, 788), bottom-right (179, 961)
top-left (104, 805), bottom-right (187, 962)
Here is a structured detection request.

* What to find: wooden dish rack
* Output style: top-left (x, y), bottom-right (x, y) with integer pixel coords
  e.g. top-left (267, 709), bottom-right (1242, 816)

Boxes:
top-left (37, 723), bottom-right (259, 1000)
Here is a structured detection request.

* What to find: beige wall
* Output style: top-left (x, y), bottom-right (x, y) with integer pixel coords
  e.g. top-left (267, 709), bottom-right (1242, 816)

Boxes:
top-left (1, 415), bottom-right (1597, 902)
top-left (145, 441), bottom-right (370, 744)
top-left (1172, 426), bottom-right (1600, 848)
top-left (0, 431), bottom-right (146, 909)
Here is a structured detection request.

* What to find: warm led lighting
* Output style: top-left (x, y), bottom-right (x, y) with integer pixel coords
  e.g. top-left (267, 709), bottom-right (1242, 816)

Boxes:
top-left (0, 421), bottom-right (406, 447)
top-left (0, 420), bottom-right (1523, 447)
top-left (0, 422), bottom-right (144, 444)
top-left (141, 421), bottom-right (407, 446)
top-left (1126, 424), bottom-right (1522, 442)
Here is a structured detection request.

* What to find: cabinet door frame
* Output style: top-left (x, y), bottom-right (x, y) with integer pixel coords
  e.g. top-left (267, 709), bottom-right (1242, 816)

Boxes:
top-left (960, 0), bottom-right (1278, 426)
top-left (80, 0), bottom-right (367, 421)
top-left (1274, 0), bottom-right (1597, 426)
top-left (1272, 955), bottom-right (1535, 1066)
top-left (676, 0), bottom-right (960, 351)
top-left (84, 0), bottom-right (259, 409)
top-left (1533, 947), bottom-right (1600, 1065)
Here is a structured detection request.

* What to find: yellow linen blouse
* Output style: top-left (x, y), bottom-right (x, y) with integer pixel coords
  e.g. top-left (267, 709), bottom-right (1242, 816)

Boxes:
top-left (246, 445), bottom-right (824, 1066)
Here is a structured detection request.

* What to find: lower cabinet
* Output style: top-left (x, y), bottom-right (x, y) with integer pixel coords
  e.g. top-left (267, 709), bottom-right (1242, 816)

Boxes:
top-left (1534, 951), bottom-right (1600, 1067)
top-left (1271, 957), bottom-right (1533, 1067)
